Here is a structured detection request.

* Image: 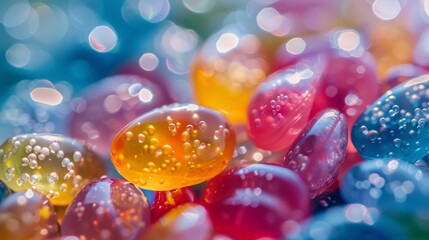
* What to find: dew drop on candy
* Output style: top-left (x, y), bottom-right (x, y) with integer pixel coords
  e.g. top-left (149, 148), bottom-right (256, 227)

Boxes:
top-left (61, 177), bottom-right (151, 240)
top-left (247, 65), bottom-right (319, 151)
top-left (352, 75), bottom-right (429, 163)
top-left (284, 109), bottom-right (348, 198)
top-left (0, 133), bottom-right (106, 205)
top-left (111, 103), bottom-right (236, 191)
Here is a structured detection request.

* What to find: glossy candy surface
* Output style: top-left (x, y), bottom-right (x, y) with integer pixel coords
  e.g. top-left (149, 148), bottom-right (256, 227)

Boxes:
top-left (70, 75), bottom-right (173, 155)
top-left (143, 203), bottom-right (211, 240)
top-left (341, 159), bottom-right (429, 213)
top-left (247, 66), bottom-right (319, 151)
top-left (111, 103), bottom-right (236, 191)
top-left (0, 190), bottom-right (58, 240)
top-left (284, 109), bottom-right (348, 198)
top-left (191, 27), bottom-right (271, 124)
top-left (151, 187), bottom-right (196, 223)
top-left (288, 204), bottom-right (408, 240)
top-left (62, 177), bottom-right (150, 240)
top-left (0, 133), bottom-right (106, 205)
top-left (351, 75), bottom-right (429, 162)
top-left (310, 53), bottom-right (379, 131)
top-left (202, 164), bottom-right (310, 240)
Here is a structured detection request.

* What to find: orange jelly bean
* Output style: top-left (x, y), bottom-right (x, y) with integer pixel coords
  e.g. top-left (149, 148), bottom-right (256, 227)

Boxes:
top-left (111, 103), bottom-right (236, 191)
top-left (191, 27), bottom-right (271, 124)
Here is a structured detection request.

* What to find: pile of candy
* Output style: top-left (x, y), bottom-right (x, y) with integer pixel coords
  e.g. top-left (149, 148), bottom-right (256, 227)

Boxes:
top-left (2, 0), bottom-right (429, 239)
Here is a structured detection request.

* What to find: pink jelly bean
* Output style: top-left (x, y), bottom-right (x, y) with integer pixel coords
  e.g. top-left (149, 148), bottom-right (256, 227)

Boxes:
top-left (283, 109), bottom-right (348, 198)
top-left (61, 177), bottom-right (150, 240)
top-left (201, 164), bottom-right (310, 240)
top-left (247, 66), bottom-right (319, 151)
top-left (69, 74), bottom-right (173, 155)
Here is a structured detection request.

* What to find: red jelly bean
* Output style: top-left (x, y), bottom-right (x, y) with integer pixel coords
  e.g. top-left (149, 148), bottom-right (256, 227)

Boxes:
top-left (151, 187), bottom-right (197, 223)
top-left (309, 52), bottom-right (379, 129)
top-left (201, 164), bottom-right (310, 240)
top-left (283, 109), bottom-right (348, 198)
top-left (247, 66), bottom-right (319, 151)
top-left (61, 177), bottom-right (150, 240)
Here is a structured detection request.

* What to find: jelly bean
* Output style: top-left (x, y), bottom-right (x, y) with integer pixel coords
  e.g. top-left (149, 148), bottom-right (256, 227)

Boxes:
top-left (111, 103), bottom-right (236, 190)
top-left (288, 204), bottom-right (408, 240)
top-left (284, 109), bottom-right (348, 198)
top-left (0, 79), bottom-right (72, 143)
top-left (201, 164), bottom-right (310, 239)
top-left (311, 189), bottom-right (345, 214)
top-left (62, 177), bottom-right (150, 240)
top-left (351, 75), bottom-right (429, 162)
top-left (0, 133), bottom-right (106, 205)
top-left (309, 53), bottom-right (379, 133)
top-left (151, 187), bottom-right (197, 223)
top-left (382, 64), bottom-right (427, 92)
top-left (142, 203), bottom-right (212, 240)
top-left (70, 74), bottom-right (173, 155)
top-left (0, 190), bottom-right (58, 240)
top-left (247, 65), bottom-right (319, 151)
top-left (0, 180), bottom-right (12, 203)
top-left (191, 27), bottom-right (272, 124)
top-left (341, 159), bottom-right (429, 213)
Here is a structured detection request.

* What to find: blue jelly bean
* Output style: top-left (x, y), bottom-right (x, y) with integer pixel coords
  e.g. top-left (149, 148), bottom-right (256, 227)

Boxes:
top-left (341, 159), bottom-right (429, 213)
top-left (288, 204), bottom-right (408, 240)
top-left (0, 180), bottom-right (11, 203)
top-left (312, 189), bottom-right (345, 214)
top-left (351, 75), bottom-right (429, 163)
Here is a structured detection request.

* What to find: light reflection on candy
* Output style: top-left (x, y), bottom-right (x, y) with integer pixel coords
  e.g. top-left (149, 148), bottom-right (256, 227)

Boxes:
top-left (70, 74), bottom-right (173, 154)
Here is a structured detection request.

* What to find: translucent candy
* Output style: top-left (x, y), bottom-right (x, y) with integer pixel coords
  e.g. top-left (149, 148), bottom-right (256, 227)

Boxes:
top-left (284, 109), bottom-right (348, 198)
top-left (61, 177), bottom-right (150, 240)
top-left (70, 74), bottom-right (173, 155)
top-left (111, 103), bottom-right (236, 190)
top-left (191, 27), bottom-right (271, 124)
top-left (247, 66), bottom-right (319, 151)
top-left (351, 75), bottom-right (429, 162)
top-left (0, 133), bottom-right (106, 205)
top-left (0, 190), bottom-right (58, 240)
top-left (201, 164), bottom-right (310, 239)
top-left (151, 187), bottom-right (197, 223)
top-left (142, 204), bottom-right (212, 240)
top-left (341, 159), bottom-right (429, 213)
top-left (289, 204), bottom-right (408, 240)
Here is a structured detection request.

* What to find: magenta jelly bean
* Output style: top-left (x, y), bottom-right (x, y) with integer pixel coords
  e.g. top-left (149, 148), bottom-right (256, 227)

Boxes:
top-left (247, 66), bottom-right (319, 151)
top-left (201, 164), bottom-right (310, 240)
top-left (283, 109), bottom-right (348, 198)
top-left (61, 177), bottom-right (150, 240)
